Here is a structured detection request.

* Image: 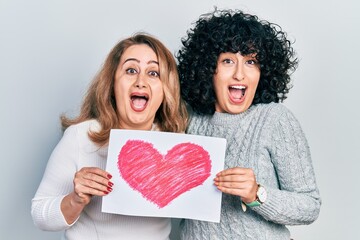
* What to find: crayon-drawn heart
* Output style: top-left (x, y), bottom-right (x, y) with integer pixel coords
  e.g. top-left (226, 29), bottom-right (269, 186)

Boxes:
top-left (118, 140), bottom-right (211, 208)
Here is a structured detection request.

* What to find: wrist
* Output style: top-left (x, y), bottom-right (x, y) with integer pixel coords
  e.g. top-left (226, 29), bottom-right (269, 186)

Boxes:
top-left (244, 184), bottom-right (267, 207)
top-left (61, 194), bottom-right (85, 225)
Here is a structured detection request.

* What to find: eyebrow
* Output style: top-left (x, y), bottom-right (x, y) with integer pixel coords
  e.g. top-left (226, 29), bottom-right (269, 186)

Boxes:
top-left (123, 58), bottom-right (159, 65)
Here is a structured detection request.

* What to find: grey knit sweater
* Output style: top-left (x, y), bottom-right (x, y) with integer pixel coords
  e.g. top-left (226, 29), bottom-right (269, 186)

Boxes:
top-left (180, 103), bottom-right (321, 240)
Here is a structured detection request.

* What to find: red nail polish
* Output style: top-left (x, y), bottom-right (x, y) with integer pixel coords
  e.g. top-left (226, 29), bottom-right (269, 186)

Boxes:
top-left (103, 191), bottom-right (109, 195)
top-left (107, 174), bottom-right (112, 179)
top-left (107, 187), bottom-right (112, 192)
top-left (108, 181), bottom-right (114, 187)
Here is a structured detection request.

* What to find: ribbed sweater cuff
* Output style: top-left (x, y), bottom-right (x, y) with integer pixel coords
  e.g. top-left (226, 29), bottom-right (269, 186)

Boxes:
top-left (252, 188), bottom-right (283, 219)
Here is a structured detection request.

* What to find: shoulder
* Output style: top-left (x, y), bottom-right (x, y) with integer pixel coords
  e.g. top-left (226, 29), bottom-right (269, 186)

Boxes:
top-left (63, 119), bottom-right (100, 141)
top-left (65, 119), bottom-right (100, 132)
top-left (60, 120), bottom-right (104, 154)
top-left (254, 102), bottom-right (289, 113)
top-left (259, 103), bottom-right (305, 136)
top-left (188, 113), bottom-right (211, 126)
top-left (250, 103), bottom-right (303, 134)
top-left (255, 102), bottom-right (296, 120)
top-left (186, 113), bottom-right (211, 134)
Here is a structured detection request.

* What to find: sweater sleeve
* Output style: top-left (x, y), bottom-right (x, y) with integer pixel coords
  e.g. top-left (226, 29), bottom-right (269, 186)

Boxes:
top-left (253, 106), bottom-right (321, 225)
top-left (31, 125), bottom-right (80, 231)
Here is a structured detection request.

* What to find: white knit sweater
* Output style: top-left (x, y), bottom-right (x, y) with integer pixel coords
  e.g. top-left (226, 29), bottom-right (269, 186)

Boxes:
top-left (180, 103), bottom-right (321, 240)
top-left (31, 120), bottom-right (171, 240)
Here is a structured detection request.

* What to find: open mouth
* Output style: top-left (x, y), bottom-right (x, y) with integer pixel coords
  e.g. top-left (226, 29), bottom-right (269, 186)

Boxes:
top-left (229, 85), bottom-right (246, 103)
top-left (130, 93), bottom-right (149, 111)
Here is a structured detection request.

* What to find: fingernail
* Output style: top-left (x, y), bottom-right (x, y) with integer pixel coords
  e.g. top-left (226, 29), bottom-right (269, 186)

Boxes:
top-left (108, 181), bottom-right (114, 187)
top-left (103, 191), bottom-right (109, 195)
top-left (107, 174), bottom-right (112, 179)
top-left (107, 187), bottom-right (113, 192)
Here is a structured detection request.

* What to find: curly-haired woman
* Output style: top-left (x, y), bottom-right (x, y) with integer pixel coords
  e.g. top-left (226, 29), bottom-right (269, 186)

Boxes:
top-left (177, 9), bottom-right (321, 239)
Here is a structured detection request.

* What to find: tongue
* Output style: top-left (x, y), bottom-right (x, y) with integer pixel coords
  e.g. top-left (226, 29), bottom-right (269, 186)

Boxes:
top-left (229, 88), bottom-right (244, 100)
top-left (132, 97), bottom-right (147, 109)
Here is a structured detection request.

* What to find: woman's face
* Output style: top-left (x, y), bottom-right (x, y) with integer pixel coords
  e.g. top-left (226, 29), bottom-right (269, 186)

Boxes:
top-left (114, 44), bottom-right (164, 130)
top-left (213, 52), bottom-right (260, 114)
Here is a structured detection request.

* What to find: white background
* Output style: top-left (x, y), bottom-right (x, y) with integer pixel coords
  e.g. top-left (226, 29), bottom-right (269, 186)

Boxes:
top-left (1, 0), bottom-right (359, 239)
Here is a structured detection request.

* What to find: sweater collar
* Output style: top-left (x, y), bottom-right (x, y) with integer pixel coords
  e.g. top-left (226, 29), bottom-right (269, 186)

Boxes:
top-left (209, 104), bottom-right (257, 126)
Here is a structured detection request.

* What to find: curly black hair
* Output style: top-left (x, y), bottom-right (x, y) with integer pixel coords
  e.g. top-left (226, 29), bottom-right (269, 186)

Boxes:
top-left (177, 8), bottom-right (298, 115)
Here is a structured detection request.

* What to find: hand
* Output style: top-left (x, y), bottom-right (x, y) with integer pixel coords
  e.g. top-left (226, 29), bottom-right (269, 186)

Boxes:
top-left (61, 167), bottom-right (113, 224)
top-left (72, 167), bottom-right (114, 206)
top-left (214, 167), bottom-right (258, 203)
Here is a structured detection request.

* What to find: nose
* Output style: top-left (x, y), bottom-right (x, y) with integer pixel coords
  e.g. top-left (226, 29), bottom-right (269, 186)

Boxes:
top-left (233, 63), bottom-right (245, 81)
top-left (134, 74), bottom-right (147, 88)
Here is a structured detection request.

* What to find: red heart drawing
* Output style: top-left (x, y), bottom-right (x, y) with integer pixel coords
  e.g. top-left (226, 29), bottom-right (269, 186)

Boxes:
top-left (118, 140), bottom-right (211, 208)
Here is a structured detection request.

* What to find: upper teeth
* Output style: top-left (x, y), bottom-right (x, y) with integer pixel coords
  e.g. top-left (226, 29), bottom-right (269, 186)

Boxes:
top-left (230, 86), bottom-right (245, 89)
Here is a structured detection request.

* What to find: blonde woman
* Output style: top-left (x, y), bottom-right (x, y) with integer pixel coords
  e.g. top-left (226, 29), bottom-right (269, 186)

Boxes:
top-left (32, 33), bottom-right (187, 240)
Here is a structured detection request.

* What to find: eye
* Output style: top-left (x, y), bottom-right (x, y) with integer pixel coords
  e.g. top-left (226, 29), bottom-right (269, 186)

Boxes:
top-left (126, 68), bottom-right (138, 74)
top-left (246, 59), bottom-right (258, 65)
top-left (245, 58), bottom-right (260, 69)
top-left (222, 58), bottom-right (234, 64)
top-left (148, 70), bottom-right (160, 78)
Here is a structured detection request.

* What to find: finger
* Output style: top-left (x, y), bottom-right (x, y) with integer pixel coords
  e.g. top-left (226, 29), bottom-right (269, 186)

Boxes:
top-left (216, 179), bottom-right (256, 190)
top-left (83, 172), bottom-right (110, 187)
top-left (215, 182), bottom-right (257, 198)
top-left (216, 167), bottom-right (250, 177)
top-left (74, 168), bottom-right (113, 196)
top-left (78, 173), bottom-right (113, 194)
top-left (82, 167), bottom-right (112, 180)
top-left (217, 168), bottom-right (255, 182)
top-left (79, 167), bottom-right (113, 188)
top-left (214, 174), bottom-right (246, 183)
top-left (216, 185), bottom-right (243, 196)
top-left (76, 181), bottom-right (112, 197)
top-left (214, 180), bottom-right (243, 189)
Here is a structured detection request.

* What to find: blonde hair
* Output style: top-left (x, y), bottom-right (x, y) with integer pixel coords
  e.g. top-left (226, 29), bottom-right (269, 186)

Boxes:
top-left (61, 33), bottom-right (188, 146)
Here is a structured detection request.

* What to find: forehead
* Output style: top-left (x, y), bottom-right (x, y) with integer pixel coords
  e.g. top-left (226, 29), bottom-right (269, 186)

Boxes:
top-left (121, 44), bottom-right (158, 63)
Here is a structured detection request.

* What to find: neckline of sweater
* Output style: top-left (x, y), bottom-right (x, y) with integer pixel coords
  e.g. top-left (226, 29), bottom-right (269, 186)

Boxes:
top-left (209, 104), bottom-right (259, 126)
